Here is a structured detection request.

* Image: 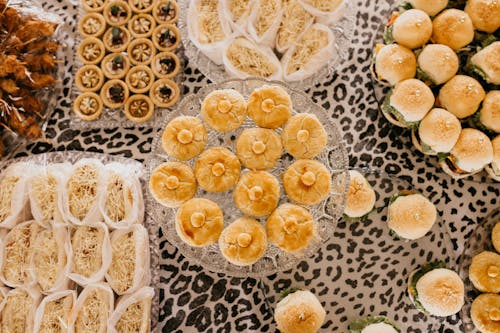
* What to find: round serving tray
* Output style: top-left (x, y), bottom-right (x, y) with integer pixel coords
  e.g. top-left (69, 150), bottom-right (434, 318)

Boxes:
top-left (146, 77), bottom-right (349, 278)
top-left (261, 169), bottom-right (457, 332)
top-left (177, 0), bottom-right (356, 90)
top-left (459, 208), bottom-right (500, 333)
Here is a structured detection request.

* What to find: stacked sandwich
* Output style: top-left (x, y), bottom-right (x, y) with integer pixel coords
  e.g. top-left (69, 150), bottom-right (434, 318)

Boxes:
top-left (0, 158), bottom-right (154, 332)
top-left (374, 0), bottom-right (500, 181)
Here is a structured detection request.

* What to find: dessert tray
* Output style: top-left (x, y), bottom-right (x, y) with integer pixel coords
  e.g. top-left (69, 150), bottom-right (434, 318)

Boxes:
top-left (146, 77), bottom-right (349, 277)
top-left (459, 208), bottom-right (500, 333)
top-left (261, 169), bottom-right (457, 332)
top-left (0, 151), bottom-right (161, 332)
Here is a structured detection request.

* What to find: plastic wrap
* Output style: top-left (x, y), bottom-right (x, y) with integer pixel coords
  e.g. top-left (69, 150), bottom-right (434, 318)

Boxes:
top-left (0, 163), bottom-right (33, 228)
top-left (33, 290), bottom-right (76, 333)
top-left (108, 286), bottom-right (155, 333)
top-left (0, 286), bottom-right (42, 332)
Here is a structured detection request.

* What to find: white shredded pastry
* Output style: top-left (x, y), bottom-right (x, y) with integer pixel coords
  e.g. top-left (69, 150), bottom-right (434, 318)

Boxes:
top-left (0, 288), bottom-right (40, 333)
top-left (30, 174), bottom-right (58, 226)
top-left (108, 231), bottom-right (136, 294)
top-left (108, 287), bottom-right (154, 333)
top-left (196, 0), bottom-right (227, 44)
top-left (37, 293), bottom-right (74, 333)
top-left (286, 27), bottom-right (329, 75)
top-left (227, 0), bottom-right (251, 21)
top-left (71, 226), bottom-right (104, 278)
top-left (225, 38), bottom-right (281, 78)
top-left (276, 0), bottom-right (313, 52)
top-left (254, 0), bottom-right (281, 35)
top-left (302, 0), bottom-right (340, 11)
top-left (0, 175), bottom-right (20, 223)
top-left (74, 288), bottom-right (111, 332)
top-left (116, 300), bottom-right (147, 332)
top-left (105, 172), bottom-right (128, 223)
top-left (67, 164), bottom-right (99, 221)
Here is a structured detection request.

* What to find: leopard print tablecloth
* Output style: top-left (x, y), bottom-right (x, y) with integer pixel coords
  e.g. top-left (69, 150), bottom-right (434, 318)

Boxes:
top-left (9, 0), bottom-right (500, 331)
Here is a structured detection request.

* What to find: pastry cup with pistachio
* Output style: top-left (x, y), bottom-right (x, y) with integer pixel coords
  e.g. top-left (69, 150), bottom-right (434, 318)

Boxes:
top-left (151, 51), bottom-right (180, 79)
top-left (152, 23), bottom-right (181, 52)
top-left (103, 26), bottom-right (131, 53)
top-left (149, 78), bottom-right (179, 108)
top-left (103, 1), bottom-right (132, 26)
top-left (129, 0), bottom-right (155, 13)
top-left (101, 53), bottom-right (130, 80)
top-left (153, 0), bottom-right (179, 24)
top-left (100, 79), bottom-right (130, 109)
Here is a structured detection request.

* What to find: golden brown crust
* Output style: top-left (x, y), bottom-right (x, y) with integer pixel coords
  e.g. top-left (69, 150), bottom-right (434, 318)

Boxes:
top-left (152, 24), bottom-right (181, 52)
top-left (78, 13), bottom-right (106, 38)
top-left (149, 79), bottom-right (180, 107)
top-left (392, 9), bottom-right (432, 49)
top-left (431, 9), bottom-right (474, 50)
top-left (75, 65), bottom-right (105, 93)
top-left (438, 75), bottom-right (485, 119)
top-left (153, 0), bottom-right (179, 24)
top-left (103, 1), bottom-right (132, 26)
top-left (236, 128), bottom-right (283, 170)
top-left (125, 65), bottom-right (155, 94)
top-left (375, 44), bottom-right (416, 85)
top-left (103, 26), bottom-right (131, 53)
top-left (219, 217), bottom-right (267, 266)
top-left (469, 251), bottom-right (500, 293)
top-left (201, 89), bottom-right (247, 132)
top-left (266, 203), bottom-right (316, 253)
top-left (100, 79), bottom-right (129, 109)
top-left (101, 53), bottom-right (130, 80)
top-left (149, 162), bottom-right (197, 208)
top-left (465, 0), bottom-right (500, 33)
top-left (77, 37), bottom-right (106, 65)
top-left (127, 38), bottom-right (156, 66)
top-left (176, 198), bottom-right (224, 247)
top-left (282, 114), bottom-right (327, 159)
top-left (152, 52), bottom-right (181, 79)
top-left (194, 147), bottom-right (241, 192)
top-left (283, 159), bottom-right (331, 206)
top-left (82, 0), bottom-right (105, 12)
top-left (233, 171), bottom-right (280, 217)
top-left (471, 293), bottom-right (500, 333)
top-left (128, 14), bottom-right (156, 38)
top-left (129, 0), bottom-right (155, 13)
top-left (124, 94), bottom-right (155, 123)
top-left (344, 170), bottom-right (376, 218)
top-left (161, 116), bottom-right (207, 160)
top-left (493, 222), bottom-right (500, 253)
top-left (248, 85), bottom-right (292, 129)
top-left (73, 92), bottom-right (103, 121)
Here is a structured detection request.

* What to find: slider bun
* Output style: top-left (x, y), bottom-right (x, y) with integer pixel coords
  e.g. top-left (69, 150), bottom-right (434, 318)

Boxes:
top-left (471, 42), bottom-right (500, 85)
top-left (469, 251), bottom-right (500, 293)
top-left (375, 44), bottom-right (416, 85)
top-left (417, 44), bottom-right (459, 85)
top-left (438, 75), bottom-right (485, 119)
top-left (432, 9), bottom-right (474, 50)
top-left (450, 128), bottom-right (493, 173)
top-left (471, 293), bottom-right (500, 333)
top-left (275, 290), bottom-right (326, 333)
top-left (387, 193), bottom-right (436, 240)
top-left (415, 268), bottom-right (465, 317)
top-left (418, 108), bottom-right (461, 154)
top-left (465, 0), bottom-right (500, 33)
top-left (493, 222), bottom-right (500, 253)
top-left (486, 135), bottom-right (500, 181)
top-left (344, 170), bottom-right (376, 218)
top-left (407, 0), bottom-right (448, 16)
top-left (392, 9), bottom-right (432, 49)
top-left (361, 322), bottom-right (399, 333)
top-left (390, 79), bottom-right (434, 123)
top-left (479, 91), bottom-right (500, 133)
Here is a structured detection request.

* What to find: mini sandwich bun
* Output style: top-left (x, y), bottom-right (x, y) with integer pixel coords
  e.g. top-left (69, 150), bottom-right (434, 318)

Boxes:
top-left (432, 9), bottom-right (474, 50)
top-left (275, 290), bottom-right (326, 333)
top-left (344, 170), bottom-right (376, 218)
top-left (438, 75), bottom-right (485, 119)
top-left (392, 9), bottom-right (432, 49)
top-left (407, 0), bottom-right (448, 16)
top-left (465, 0), bottom-right (500, 33)
top-left (486, 135), bottom-right (500, 181)
top-left (375, 44), bottom-right (416, 85)
top-left (479, 91), bottom-right (500, 133)
top-left (388, 193), bottom-right (436, 240)
top-left (471, 42), bottom-right (500, 85)
top-left (471, 293), bottom-right (500, 333)
top-left (445, 128), bottom-right (493, 175)
top-left (416, 108), bottom-right (461, 154)
top-left (388, 79), bottom-right (434, 126)
top-left (415, 268), bottom-right (465, 317)
top-left (417, 44), bottom-right (459, 85)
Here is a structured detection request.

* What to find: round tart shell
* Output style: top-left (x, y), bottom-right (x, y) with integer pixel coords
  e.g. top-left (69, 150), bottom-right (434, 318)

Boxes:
top-left (125, 65), bottom-right (155, 94)
top-left (100, 79), bottom-right (130, 109)
top-left (103, 26), bottom-right (131, 53)
top-left (101, 53), bottom-right (131, 80)
top-left (149, 78), bottom-right (180, 108)
top-left (77, 37), bottom-right (106, 65)
top-left (153, 0), bottom-right (180, 24)
top-left (151, 51), bottom-right (181, 79)
top-left (78, 13), bottom-right (106, 38)
top-left (152, 24), bottom-right (181, 52)
top-left (73, 92), bottom-right (103, 121)
top-left (103, 1), bottom-right (132, 26)
top-left (82, 0), bottom-right (105, 12)
top-left (127, 38), bottom-right (156, 66)
top-left (128, 13), bottom-right (156, 38)
top-left (129, 0), bottom-right (155, 13)
top-left (124, 94), bottom-right (155, 123)
top-left (75, 65), bottom-right (105, 93)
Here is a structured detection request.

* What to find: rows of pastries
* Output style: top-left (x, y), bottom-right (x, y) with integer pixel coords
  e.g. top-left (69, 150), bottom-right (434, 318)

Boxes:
top-left (0, 159), bottom-right (153, 332)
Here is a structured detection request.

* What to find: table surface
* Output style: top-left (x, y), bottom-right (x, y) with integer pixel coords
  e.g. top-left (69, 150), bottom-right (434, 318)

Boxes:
top-left (8, 0), bottom-right (500, 332)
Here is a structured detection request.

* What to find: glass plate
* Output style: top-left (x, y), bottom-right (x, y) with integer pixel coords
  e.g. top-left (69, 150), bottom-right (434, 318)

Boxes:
top-left (0, 151), bottom-right (161, 332)
top-left (459, 208), bottom-right (500, 333)
top-left (260, 169), bottom-right (458, 332)
top-left (146, 77), bottom-right (349, 278)
top-left (177, 0), bottom-right (356, 90)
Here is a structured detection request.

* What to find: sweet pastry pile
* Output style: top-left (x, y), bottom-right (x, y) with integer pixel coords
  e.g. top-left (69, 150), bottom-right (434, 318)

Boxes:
top-left (0, 159), bottom-right (154, 332)
top-left (149, 84), bottom-right (332, 266)
top-left (186, 0), bottom-right (346, 82)
top-left (468, 220), bottom-right (500, 333)
top-left (74, 0), bottom-right (182, 123)
top-left (374, 0), bottom-right (500, 181)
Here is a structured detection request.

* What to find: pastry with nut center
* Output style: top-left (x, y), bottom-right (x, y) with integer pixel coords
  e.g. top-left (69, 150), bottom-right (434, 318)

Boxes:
top-left (101, 53), bottom-right (130, 79)
top-left (201, 89), bottom-right (247, 132)
top-left (283, 159), bottom-right (331, 205)
top-left (152, 24), bottom-right (181, 51)
top-left (100, 79), bottom-right (129, 109)
top-left (78, 13), bottom-right (106, 38)
top-left (74, 92), bottom-right (103, 121)
top-left (233, 171), bottom-right (280, 217)
top-left (248, 85), bottom-right (292, 129)
top-left (153, 0), bottom-right (179, 24)
top-left (282, 113), bottom-right (327, 159)
top-left (103, 26), bottom-right (131, 53)
top-left (78, 37), bottom-right (106, 65)
top-left (471, 293), bottom-right (500, 333)
top-left (150, 78), bottom-right (180, 107)
top-left (149, 162), bottom-right (197, 208)
top-left (103, 1), bottom-right (132, 26)
top-left (128, 13), bottom-right (156, 38)
top-left (236, 128), bottom-right (282, 170)
top-left (469, 251), bottom-right (500, 293)
top-left (75, 65), bottom-right (104, 92)
top-left (161, 116), bottom-right (207, 161)
top-left (152, 52), bottom-right (181, 79)
top-left (126, 65), bottom-right (155, 94)
top-left (195, 147), bottom-right (241, 192)
top-left (127, 38), bottom-right (156, 65)
top-left (124, 94), bottom-right (154, 123)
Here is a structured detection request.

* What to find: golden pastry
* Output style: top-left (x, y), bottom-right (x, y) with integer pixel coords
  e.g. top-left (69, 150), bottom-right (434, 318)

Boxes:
top-left (469, 251), bottom-right (500, 293)
top-left (471, 293), bottom-right (500, 333)
top-left (201, 89), bottom-right (247, 132)
top-left (103, 1), bottom-right (132, 26)
top-left (152, 52), bottom-right (181, 79)
top-left (127, 38), bottom-right (156, 66)
top-left (248, 85), bottom-right (292, 129)
top-left (282, 113), bottom-right (328, 159)
top-left (153, 0), bottom-right (180, 24)
top-left (75, 65), bottom-right (104, 92)
top-left (175, 198), bottom-right (224, 247)
top-left (162, 116), bottom-right (208, 160)
top-left (82, 0), bottom-right (105, 12)
top-left (150, 78), bottom-right (180, 107)
top-left (266, 203), bottom-right (316, 253)
top-left (78, 13), bottom-right (106, 38)
top-left (493, 222), bottom-right (500, 253)
top-left (233, 171), bottom-right (280, 217)
top-left (194, 147), bottom-right (241, 192)
top-left (77, 37), bottom-right (106, 65)
top-left (129, 0), bottom-right (155, 13)
top-left (125, 65), bottom-right (155, 94)
top-left (236, 128), bottom-right (283, 170)
top-left (283, 159), bottom-right (331, 205)
top-left (128, 14), bottom-right (156, 38)
top-left (103, 26), bottom-right (131, 53)
top-left (124, 94), bottom-right (154, 123)
top-left (100, 79), bottom-right (130, 109)
top-left (219, 217), bottom-right (267, 266)
top-left (152, 24), bottom-right (181, 51)
top-left (101, 53), bottom-right (130, 79)
top-left (73, 92), bottom-right (103, 121)
top-left (149, 162), bottom-right (197, 208)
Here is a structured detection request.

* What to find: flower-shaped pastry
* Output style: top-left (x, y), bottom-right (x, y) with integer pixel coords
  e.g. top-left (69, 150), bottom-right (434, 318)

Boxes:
top-left (128, 13), bottom-right (156, 38)
top-left (201, 89), bottom-right (247, 132)
top-left (127, 38), bottom-right (156, 65)
top-left (149, 162), bottom-right (197, 208)
top-left (161, 116), bottom-right (208, 160)
top-left (75, 65), bottom-right (104, 92)
top-left (194, 147), bottom-right (241, 192)
top-left (248, 85), bottom-right (292, 129)
top-left (282, 113), bottom-right (327, 159)
top-left (233, 171), bottom-right (280, 217)
top-left (78, 13), bottom-right (106, 38)
top-left (130, 0), bottom-right (155, 13)
top-left (283, 159), bottom-right (331, 205)
top-left (236, 128), bottom-right (283, 170)
top-left (125, 65), bottom-right (155, 94)
top-left (77, 37), bottom-right (106, 65)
